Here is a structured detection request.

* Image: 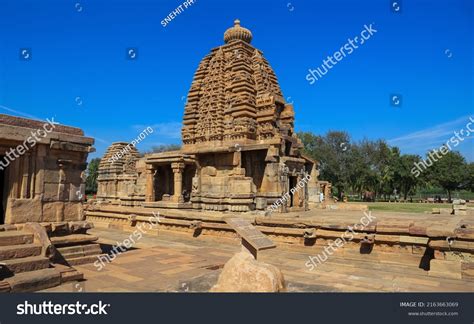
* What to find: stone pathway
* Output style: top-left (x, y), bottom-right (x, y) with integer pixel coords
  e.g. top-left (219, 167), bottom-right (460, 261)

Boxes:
top-left (43, 227), bottom-right (474, 292)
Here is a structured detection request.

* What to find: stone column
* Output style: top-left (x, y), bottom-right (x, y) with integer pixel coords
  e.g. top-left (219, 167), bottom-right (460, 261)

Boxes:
top-left (20, 153), bottom-right (30, 199)
top-left (145, 165), bottom-right (155, 202)
top-left (57, 163), bottom-right (67, 201)
top-left (34, 145), bottom-right (46, 199)
top-left (171, 162), bottom-right (185, 203)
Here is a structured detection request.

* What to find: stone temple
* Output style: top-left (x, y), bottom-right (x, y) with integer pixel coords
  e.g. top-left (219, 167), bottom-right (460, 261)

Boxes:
top-left (1, 20), bottom-right (473, 293)
top-left (97, 19), bottom-right (320, 213)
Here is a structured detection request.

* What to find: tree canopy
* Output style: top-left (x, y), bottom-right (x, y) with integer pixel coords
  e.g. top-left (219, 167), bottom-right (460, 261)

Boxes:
top-left (85, 158), bottom-right (100, 194)
top-left (298, 131), bottom-right (472, 201)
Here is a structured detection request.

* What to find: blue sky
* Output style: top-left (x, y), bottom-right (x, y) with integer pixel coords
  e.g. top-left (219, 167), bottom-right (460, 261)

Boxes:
top-left (0, 0), bottom-right (472, 161)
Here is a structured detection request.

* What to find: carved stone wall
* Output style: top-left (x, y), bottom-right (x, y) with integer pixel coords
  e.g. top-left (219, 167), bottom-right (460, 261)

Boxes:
top-left (0, 114), bottom-right (94, 224)
top-left (182, 20), bottom-right (296, 150)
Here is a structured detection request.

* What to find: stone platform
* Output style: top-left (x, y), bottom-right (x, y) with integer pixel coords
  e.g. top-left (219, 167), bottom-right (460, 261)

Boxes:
top-left (43, 225), bottom-right (474, 292)
top-left (21, 206), bottom-right (457, 291)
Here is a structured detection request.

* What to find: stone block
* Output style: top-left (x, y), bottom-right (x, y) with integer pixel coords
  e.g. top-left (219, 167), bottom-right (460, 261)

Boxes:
top-left (42, 202), bottom-right (64, 222)
top-left (255, 197), bottom-right (267, 210)
top-left (68, 221), bottom-right (94, 233)
top-left (210, 249), bottom-right (285, 292)
top-left (23, 222), bottom-right (56, 258)
top-left (64, 202), bottom-right (83, 221)
top-left (0, 244), bottom-right (42, 261)
top-left (4, 198), bottom-right (43, 224)
top-left (429, 259), bottom-right (462, 279)
top-left (201, 166), bottom-right (217, 176)
top-left (0, 232), bottom-right (34, 246)
top-left (6, 268), bottom-right (61, 292)
top-left (461, 262), bottom-right (474, 279)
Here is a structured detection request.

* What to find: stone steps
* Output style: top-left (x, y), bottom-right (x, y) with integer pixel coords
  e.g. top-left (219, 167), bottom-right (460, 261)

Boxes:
top-left (0, 243), bottom-right (43, 261)
top-left (52, 235), bottom-right (103, 267)
top-left (53, 263), bottom-right (84, 283)
top-left (63, 254), bottom-right (106, 266)
top-left (0, 255), bottom-right (50, 276)
top-left (56, 243), bottom-right (102, 257)
top-left (0, 225), bottom-right (94, 292)
top-left (0, 231), bottom-right (34, 246)
top-left (50, 234), bottom-right (98, 246)
top-left (4, 268), bottom-right (61, 292)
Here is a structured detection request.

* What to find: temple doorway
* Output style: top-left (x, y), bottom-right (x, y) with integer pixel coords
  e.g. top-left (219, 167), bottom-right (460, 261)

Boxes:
top-left (241, 150), bottom-right (266, 191)
top-left (154, 165), bottom-right (174, 201)
top-left (183, 165), bottom-right (196, 202)
top-left (288, 176), bottom-right (297, 207)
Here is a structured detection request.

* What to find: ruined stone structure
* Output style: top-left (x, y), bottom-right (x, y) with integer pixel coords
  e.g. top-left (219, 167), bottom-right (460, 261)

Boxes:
top-left (0, 114), bottom-right (104, 292)
top-left (97, 20), bottom-right (319, 213)
top-left (0, 114), bottom-right (94, 224)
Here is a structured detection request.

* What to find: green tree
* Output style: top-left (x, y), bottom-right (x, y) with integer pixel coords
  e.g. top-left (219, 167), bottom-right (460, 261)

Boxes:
top-left (427, 150), bottom-right (467, 201)
top-left (85, 158), bottom-right (100, 194)
top-left (464, 162), bottom-right (474, 192)
top-left (356, 139), bottom-right (392, 199)
top-left (147, 144), bottom-right (181, 153)
top-left (298, 131), bottom-right (351, 198)
top-left (393, 154), bottom-right (423, 200)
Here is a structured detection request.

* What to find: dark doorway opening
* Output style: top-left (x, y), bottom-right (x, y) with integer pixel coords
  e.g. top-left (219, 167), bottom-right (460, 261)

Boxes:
top-left (241, 150), bottom-right (266, 191)
top-left (154, 165), bottom-right (174, 201)
top-left (183, 165), bottom-right (196, 202)
top-left (288, 176), bottom-right (297, 207)
top-left (0, 156), bottom-right (5, 225)
top-left (285, 140), bottom-right (292, 156)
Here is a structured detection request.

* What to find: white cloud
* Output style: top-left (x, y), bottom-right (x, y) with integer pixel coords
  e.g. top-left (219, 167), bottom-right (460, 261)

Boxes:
top-left (387, 115), bottom-right (474, 158)
top-left (388, 116), bottom-right (469, 145)
top-left (0, 104), bottom-right (44, 121)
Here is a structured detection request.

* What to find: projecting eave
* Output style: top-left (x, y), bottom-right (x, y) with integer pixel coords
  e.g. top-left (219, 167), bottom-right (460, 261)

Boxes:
top-left (145, 151), bottom-right (195, 165)
top-left (301, 153), bottom-right (317, 165)
top-left (0, 123), bottom-right (95, 148)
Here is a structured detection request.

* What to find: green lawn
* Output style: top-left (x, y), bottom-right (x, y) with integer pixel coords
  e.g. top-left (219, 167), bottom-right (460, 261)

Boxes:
top-left (351, 202), bottom-right (452, 214)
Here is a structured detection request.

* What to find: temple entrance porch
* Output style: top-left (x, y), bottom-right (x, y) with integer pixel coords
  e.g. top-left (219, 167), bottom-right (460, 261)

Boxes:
top-left (143, 153), bottom-right (196, 209)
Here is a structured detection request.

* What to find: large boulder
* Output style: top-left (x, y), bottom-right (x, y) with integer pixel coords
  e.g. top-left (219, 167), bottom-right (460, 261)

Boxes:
top-left (210, 249), bottom-right (285, 292)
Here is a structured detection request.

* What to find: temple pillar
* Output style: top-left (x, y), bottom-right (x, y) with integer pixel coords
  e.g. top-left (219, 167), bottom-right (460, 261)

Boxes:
top-left (171, 162), bottom-right (185, 203)
top-left (145, 165), bottom-right (155, 202)
top-left (20, 153), bottom-right (30, 199)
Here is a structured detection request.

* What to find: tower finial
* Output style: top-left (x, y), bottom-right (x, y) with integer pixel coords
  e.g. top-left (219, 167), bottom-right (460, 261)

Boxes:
top-left (224, 19), bottom-right (252, 44)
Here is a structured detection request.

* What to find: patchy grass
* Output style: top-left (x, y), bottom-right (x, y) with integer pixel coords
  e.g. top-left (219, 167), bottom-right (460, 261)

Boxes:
top-left (352, 202), bottom-right (452, 214)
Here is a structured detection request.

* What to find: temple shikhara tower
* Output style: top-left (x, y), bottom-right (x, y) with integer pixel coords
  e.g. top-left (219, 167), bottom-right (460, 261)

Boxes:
top-left (97, 20), bottom-right (319, 213)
